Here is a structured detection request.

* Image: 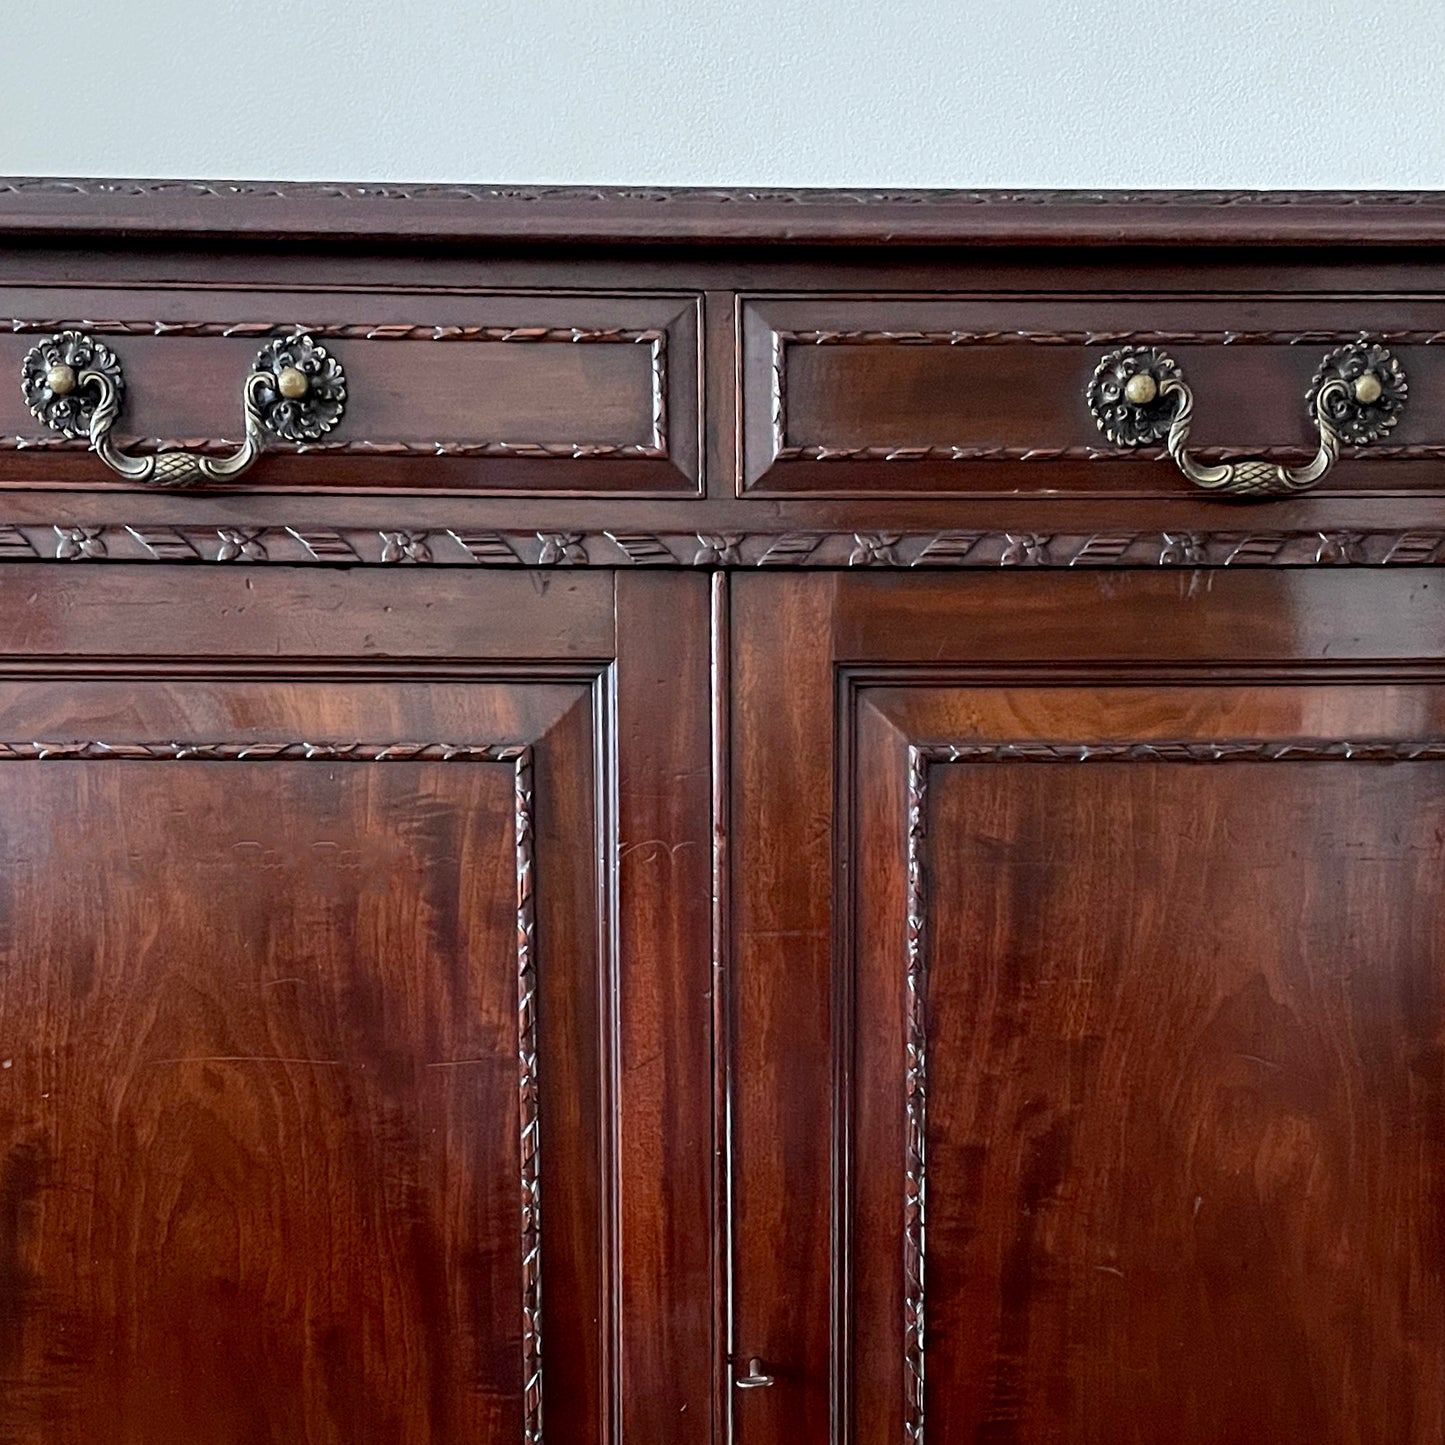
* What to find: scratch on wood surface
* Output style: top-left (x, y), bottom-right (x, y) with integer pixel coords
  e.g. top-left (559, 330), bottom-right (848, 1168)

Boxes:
top-left (153, 1056), bottom-right (344, 1067)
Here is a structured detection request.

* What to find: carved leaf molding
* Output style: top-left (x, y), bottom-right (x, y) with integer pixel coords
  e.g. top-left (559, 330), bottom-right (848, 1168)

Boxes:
top-left (1, 524), bottom-right (1440, 568)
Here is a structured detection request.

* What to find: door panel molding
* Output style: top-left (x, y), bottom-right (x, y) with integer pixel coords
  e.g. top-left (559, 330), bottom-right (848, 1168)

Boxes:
top-left (902, 732), bottom-right (1445, 1444)
top-left (0, 734), bottom-right (547, 1439)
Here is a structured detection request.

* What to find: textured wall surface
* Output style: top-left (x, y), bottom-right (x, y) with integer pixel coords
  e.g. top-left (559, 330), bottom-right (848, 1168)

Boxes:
top-left (1, 0), bottom-right (1441, 186)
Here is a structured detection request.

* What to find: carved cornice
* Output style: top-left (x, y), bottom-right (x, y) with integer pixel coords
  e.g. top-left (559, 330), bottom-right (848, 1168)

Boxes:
top-left (8, 524), bottom-right (1445, 569)
top-left (902, 732), bottom-right (1445, 1441)
top-left (4, 178), bottom-right (1444, 207)
top-left (0, 738), bottom-right (543, 1442)
top-left (5, 179), bottom-right (1445, 247)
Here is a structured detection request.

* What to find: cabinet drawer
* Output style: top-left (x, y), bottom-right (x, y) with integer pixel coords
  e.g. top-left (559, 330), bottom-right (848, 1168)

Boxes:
top-left (0, 289), bottom-right (700, 494)
top-left (741, 296), bottom-right (1445, 497)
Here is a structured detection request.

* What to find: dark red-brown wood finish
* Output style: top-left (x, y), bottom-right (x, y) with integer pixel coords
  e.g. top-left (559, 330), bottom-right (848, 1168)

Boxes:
top-left (730, 573), bottom-right (1445, 1444)
top-left (0, 567), bottom-right (714, 1445)
top-left (0, 181), bottom-right (1443, 1443)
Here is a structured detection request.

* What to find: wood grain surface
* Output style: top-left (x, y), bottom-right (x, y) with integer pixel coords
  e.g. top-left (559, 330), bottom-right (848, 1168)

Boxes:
top-left (0, 569), bottom-right (714, 1444)
top-left (732, 572), bottom-right (1445, 1444)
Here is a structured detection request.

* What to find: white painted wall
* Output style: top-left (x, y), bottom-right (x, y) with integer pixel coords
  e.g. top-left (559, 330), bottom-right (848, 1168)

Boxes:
top-left (2, 0), bottom-right (1441, 187)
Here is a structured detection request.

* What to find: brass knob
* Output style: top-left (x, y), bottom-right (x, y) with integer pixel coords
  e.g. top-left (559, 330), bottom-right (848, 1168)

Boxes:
top-left (1353, 371), bottom-right (1383, 404)
top-left (1123, 371), bottom-right (1158, 405)
top-left (46, 363), bottom-right (77, 396)
top-left (276, 365), bottom-right (310, 399)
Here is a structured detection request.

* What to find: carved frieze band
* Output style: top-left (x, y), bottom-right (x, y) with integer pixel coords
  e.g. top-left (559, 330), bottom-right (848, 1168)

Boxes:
top-left (901, 734), bottom-right (1445, 1442)
top-left (8, 524), bottom-right (1445, 568)
top-left (2, 321), bottom-right (668, 461)
top-left (768, 329), bottom-right (1445, 463)
top-left (0, 738), bottom-right (543, 1442)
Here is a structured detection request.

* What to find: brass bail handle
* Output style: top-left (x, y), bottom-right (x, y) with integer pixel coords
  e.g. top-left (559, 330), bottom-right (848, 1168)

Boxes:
top-left (21, 330), bottom-right (347, 488)
top-left (1086, 339), bottom-right (1407, 498)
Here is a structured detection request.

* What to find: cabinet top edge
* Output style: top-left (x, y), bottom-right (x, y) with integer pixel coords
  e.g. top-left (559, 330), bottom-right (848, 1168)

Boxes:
top-left (5, 178), bottom-right (1445, 250)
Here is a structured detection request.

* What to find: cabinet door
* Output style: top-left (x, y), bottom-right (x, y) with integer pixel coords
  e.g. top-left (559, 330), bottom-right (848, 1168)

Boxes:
top-left (730, 571), bottom-right (1445, 1444)
top-left (0, 567), bottom-right (712, 1444)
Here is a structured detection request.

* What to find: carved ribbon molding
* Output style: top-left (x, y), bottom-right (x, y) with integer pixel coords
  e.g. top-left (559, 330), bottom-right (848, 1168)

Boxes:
top-left (900, 736), bottom-right (1445, 1442)
top-left (0, 740), bottom-right (544, 1443)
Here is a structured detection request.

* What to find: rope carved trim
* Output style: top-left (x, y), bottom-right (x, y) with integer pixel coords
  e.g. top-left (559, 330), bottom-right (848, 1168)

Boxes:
top-left (901, 735), bottom-right (1445, 1442)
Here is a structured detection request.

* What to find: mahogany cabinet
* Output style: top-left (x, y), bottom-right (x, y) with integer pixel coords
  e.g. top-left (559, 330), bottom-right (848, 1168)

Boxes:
top-left (0, 180), bottom-right (1443, 1443)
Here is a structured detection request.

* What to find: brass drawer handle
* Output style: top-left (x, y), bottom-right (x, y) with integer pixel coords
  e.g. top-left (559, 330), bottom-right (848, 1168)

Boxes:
top-left (21, 330), bottom-right (346, 487)
top-left (1087, 338), bottom-right (1406, 497)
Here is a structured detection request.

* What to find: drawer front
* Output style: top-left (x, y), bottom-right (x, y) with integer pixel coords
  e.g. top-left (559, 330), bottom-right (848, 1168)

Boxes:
top-left (741, 296), bottom-right (1445, 497)
top-left (0, 289), bottom-right (700, 494)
